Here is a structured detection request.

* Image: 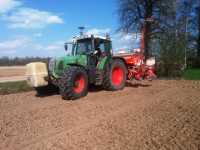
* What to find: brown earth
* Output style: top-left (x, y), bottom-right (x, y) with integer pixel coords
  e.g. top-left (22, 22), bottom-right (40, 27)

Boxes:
top-left (0, 66), bottom-right (26, 82)
top-left (0, 66), bottom-right (25, 78)
top-left (0, 80), bottom-right (200, 150)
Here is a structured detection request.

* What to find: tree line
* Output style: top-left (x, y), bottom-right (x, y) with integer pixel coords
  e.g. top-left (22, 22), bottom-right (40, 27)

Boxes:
top-left (118, 0), bottom-right (200, 77)
top-left (0, 57), bottom-right (49, 66)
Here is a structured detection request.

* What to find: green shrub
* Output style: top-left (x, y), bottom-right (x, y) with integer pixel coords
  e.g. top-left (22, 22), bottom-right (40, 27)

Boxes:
top-left (183, 68), bottom-right (200, 80)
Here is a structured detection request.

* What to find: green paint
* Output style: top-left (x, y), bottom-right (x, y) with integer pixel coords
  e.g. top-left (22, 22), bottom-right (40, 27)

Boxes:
top-left (51, 55), bottom-right (87, 77)
top-left (97, 56), bottom-right (109, 70)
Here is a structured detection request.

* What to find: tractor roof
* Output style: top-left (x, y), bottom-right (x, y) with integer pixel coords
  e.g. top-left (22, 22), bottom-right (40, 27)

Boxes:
top-left (66, 35), bottom-right (110, 44)
top-left (74, 35), bottom-right (110, 41)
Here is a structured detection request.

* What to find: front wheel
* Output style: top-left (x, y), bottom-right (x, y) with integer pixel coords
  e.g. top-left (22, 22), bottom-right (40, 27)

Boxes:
top-left (103, 59), bottom-right (127, 91)
top-left (59, 66), bottom-right (88, 100)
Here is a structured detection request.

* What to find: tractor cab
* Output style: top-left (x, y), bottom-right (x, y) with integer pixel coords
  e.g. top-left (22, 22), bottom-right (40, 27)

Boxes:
top-left (65, 35), bottom-right (112, 58)
top-left (62, 36), bottom-right (112, 82)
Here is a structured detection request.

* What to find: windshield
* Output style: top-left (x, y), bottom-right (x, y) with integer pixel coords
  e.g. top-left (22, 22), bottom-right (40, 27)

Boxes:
top-left (74, 39), bottom-right (92, 55)
top-left (66, 39), bottom-right (92, 55)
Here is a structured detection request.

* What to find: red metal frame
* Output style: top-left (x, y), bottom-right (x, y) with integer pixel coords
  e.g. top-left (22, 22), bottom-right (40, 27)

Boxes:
top-left (117, 52), bottom-right (156, 81)
top-left (115, 21), bottom-right (156, 81)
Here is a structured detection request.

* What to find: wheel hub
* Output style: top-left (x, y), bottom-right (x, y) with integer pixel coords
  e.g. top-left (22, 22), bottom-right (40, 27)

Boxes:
top-left (112, 66), bottom-right (124, 86)
top-left (73, 74), bottom-right (85, 93)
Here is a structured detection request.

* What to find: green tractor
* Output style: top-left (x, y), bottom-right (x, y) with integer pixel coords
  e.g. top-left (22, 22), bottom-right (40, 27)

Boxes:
top-left (27, 35), bottom-right (127, 100)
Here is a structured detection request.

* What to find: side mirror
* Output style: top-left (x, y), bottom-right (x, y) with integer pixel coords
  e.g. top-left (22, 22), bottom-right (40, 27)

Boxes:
top-left (64, 44), bottom-right (68, 51)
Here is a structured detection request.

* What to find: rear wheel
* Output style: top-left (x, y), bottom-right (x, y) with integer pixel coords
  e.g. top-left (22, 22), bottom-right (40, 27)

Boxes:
top-left (103, 59), bottom-right (127, 90)
top-left (59, 66), bottom-right (88, 100)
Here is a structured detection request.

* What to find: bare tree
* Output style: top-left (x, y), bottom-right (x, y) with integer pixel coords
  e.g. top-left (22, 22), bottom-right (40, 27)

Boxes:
top-left (118, 0), bottom-right (160, 58)
top-left (197, 6), bottom-right (200, 57)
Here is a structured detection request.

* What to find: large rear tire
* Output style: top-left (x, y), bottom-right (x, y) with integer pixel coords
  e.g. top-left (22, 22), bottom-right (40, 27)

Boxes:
top-left (103, 59), bottom-right (127, 91)
top-left (59, 66), bottom-right (88, 100)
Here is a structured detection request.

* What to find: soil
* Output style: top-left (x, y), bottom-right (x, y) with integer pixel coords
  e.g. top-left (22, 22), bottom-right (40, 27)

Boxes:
top-left (0, 66), bottom-right (25, 78)
top-left (0, 66), bottom-right (26, 82)
top-left (0, 80), bottom-right (200, 150)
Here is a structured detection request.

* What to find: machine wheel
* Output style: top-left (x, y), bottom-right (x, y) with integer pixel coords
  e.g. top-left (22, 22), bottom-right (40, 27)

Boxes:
top-left (59, 66), bottom-right (88, 100)
top-left (103, 59), bottom-right (127, 91)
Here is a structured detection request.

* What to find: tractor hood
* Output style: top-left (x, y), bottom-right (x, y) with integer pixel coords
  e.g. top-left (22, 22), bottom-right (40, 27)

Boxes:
top-left (49, 55), bottom-right (87, 77)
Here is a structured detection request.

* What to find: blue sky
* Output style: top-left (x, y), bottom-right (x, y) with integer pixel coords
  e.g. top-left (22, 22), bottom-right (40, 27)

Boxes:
top-left (0, 0), bottom-right (140, 57)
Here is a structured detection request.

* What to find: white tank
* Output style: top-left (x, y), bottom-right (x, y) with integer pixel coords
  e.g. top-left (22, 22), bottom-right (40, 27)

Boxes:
top-left (146, 57), bottom-right (156, 66)
top-left (26, 62), bottom-right (48, 87)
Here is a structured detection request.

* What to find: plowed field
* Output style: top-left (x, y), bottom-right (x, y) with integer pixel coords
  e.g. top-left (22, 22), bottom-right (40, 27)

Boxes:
top-left (0, 80), bottom-right (200, 150)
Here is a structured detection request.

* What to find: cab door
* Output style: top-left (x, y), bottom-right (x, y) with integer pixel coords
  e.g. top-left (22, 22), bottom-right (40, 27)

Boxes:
top-left (86, 38), bottom-right (98, 83)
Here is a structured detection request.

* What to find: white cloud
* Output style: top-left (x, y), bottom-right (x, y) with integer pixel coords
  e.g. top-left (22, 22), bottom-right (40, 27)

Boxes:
top-left (0, 0), bottom-right (22, 13)
top-left (86, 28), bottom-right (110, 36)
top-left (0, 37), bottom-right (30, 51)
top-left (0, 37), bottom-right (32, 56)
top-left (3, 8), bottom-right (64, 29)
top-left (1, 49), bottom-right (16, 54)
top-left (47, 15), bottom-right (63, 24)
top-left (0, 37), bottom-right (66, 57)
top-left (34, 41), bottom-right (66, 57)
top-left (45, 41), bottom-right (64, 51)
top-left (111, 32), bottom-right (141, 52)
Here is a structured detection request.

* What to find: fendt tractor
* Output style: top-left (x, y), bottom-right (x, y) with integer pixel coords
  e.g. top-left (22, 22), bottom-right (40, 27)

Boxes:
top-left (26, 29), bottom-right (156, 100)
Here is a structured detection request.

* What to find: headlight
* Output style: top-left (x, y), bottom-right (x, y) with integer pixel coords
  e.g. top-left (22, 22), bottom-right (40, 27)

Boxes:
top-left (146, 57), bottom-right (155, 66)
top-left (48, 58), bottom-right (56, 73)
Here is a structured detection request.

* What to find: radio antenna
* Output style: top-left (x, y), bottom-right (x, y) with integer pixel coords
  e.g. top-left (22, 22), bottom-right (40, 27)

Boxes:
top-left (78, 26), bottom-right (85, 36)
